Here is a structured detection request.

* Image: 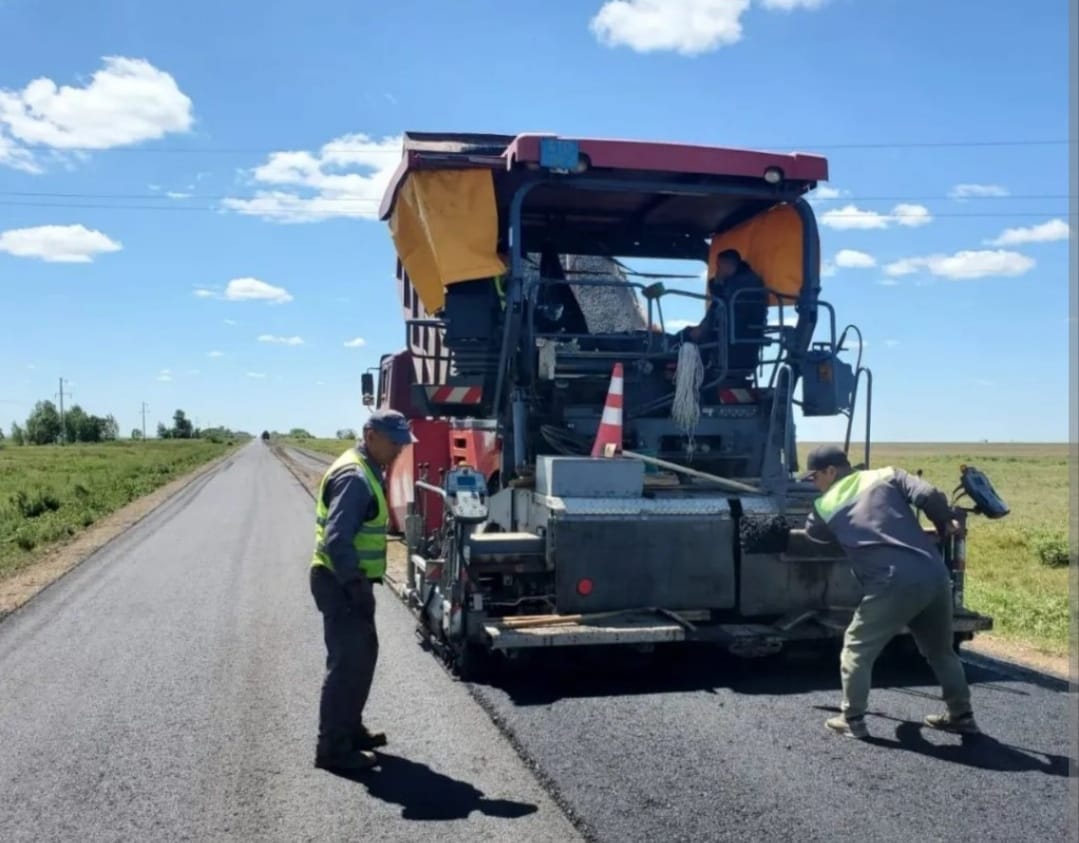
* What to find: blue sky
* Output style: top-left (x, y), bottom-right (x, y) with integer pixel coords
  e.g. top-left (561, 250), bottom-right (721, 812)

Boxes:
top-left (0, 0), bottom-right (1071, 442)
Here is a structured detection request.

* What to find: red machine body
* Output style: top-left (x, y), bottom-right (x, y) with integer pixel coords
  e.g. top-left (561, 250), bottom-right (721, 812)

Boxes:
top-left (375, 349), bottom-right (502, 535)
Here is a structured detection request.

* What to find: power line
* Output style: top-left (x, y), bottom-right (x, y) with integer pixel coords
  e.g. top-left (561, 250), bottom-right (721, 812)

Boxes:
top-left (0, 190), bottom-right (1072, 202)
top-left (56, 377), bottom-right (72, 445)
top-left (0, 199), bottom-right (1070, 219)
top-left (1, 138), bottom-right (1070, 156)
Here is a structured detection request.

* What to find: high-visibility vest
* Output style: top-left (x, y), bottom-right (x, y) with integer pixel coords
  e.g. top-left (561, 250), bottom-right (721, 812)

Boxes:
top-left (813, 467), bottom-right (896, 522)
top-left (311, 447), bottom-right (388, 580)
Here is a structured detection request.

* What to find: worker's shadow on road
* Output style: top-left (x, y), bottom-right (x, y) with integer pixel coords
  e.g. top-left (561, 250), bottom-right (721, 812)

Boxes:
top-left (864, 720), bottom-right (1072, 776)
top-left (333, 753), bottom-right (540, 822)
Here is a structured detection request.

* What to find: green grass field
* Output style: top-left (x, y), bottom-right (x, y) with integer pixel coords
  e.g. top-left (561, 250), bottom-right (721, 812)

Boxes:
top-left (288, 437), bottom-right (1073, 657)
top-left (279, 437), bottom-right (350, 459)
top-left (0, 440), bottom-right (233, 578)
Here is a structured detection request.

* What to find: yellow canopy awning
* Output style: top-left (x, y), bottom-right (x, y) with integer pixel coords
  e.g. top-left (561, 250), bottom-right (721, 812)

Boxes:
top-left (707, 203), bottom-right (812, 308)
top-left (387, 168), bottom-right (506, 314)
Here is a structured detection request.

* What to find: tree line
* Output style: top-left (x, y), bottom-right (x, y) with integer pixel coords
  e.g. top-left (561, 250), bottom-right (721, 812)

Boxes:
top-left (259, 428), bottom-right (358, 441)
top-left (2, 402), bottom-right (248, 446)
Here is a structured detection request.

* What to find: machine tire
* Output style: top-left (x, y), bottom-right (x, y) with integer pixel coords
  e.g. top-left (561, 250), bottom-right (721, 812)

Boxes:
top-left (452, 641), bottom-right (488, 682)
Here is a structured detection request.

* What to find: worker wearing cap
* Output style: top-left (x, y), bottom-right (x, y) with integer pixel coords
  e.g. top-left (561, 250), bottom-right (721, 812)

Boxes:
top-left (801, 445), bottom-right (979, 740)
top-left (687, 249), bottom-right (767, 386)
top-left (309, 409), bottom-right (417, 771)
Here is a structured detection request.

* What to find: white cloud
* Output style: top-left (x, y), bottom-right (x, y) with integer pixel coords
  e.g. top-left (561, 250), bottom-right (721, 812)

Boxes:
top-left (834, 249), bottom-right (876, 269)
top-left (820, 203), bottom-right (933, 230)
top-left (0, 57), bottom-right (193, 172)
top-left (0, 133), bottom-right (40, 173)
top-left (246, 371), bottom-right (266, 379)
top-left (0, 223), bottom-right (122, 262)
top-left (891, 203), bottom-right (933, 227)
top-left (590, 0), bottom-right (750, 55)
top-left (876, 279), bottom-right (901, 287)
top-left (820, 204), bottom-right (889, 230)
top-left (166, 191), bottom-right (191, 200)
top-left (222, 133), bottom-right (401, 224)
top-left (157, 368), bottom-right (172, 382)
top-left (664, 318), bottom-right (697, 330)
top-left (223, 319), bottom-right (237, 326)
top-left (821, 260), bottom-right (837, 277)
top-left (343, 337), bottom-right (367, 348)
top-left (207, 350), bottom-right (225, 358)
top-left (810, 185), bottom-right (846, 201)
top-left (948, 183), bottom-right (1009, 200)
top-left (885, 249), bottom-right (1035, 280)
top-left (193, 288), bottom-right (215, 298)
top-left (225, 277), bottom-right (293, 303)
top-left (258, 334), bottom-right (304, 346)
top-left (589, 0), bottom-right (828, 55)
top-left (985, 218), bottom-right (1070, 247)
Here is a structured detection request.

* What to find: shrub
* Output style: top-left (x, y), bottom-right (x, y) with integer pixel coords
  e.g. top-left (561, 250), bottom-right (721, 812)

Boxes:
top-left (1029, 529), bottom-right (1073, 569)
top-left (11, 489), bottom-right (62, 519)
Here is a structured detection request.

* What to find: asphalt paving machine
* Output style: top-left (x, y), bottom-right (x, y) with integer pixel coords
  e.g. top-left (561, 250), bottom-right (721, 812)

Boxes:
top-left (368, 131), bottom-right (1002, 676)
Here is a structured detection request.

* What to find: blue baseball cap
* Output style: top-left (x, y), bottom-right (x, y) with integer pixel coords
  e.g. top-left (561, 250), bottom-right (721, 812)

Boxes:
top-left (363, 409), bottom-right (418, 445)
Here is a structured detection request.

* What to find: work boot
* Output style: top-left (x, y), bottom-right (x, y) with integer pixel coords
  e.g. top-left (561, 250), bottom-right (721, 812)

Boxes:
top-left (353, 724), bottom-right (388, 751)
top-left (314, 747), bottom-right (378, 772)
top-left (315, 735), bottom-right (378, 772)
top-left (826, 713), bottom-right (868, 739)
top-left (924, 711), bottom-right (981, 735)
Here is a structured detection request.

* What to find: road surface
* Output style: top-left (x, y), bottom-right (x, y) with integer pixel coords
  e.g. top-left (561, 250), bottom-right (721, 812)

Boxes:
top-left (0, 442), bottom-right (580, 843)
top-left (1, 441), bottom-right (1074, 842)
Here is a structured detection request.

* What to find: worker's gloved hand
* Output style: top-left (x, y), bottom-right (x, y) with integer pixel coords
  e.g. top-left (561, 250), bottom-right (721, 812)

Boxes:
top-left (343, 578), bottom-right (376, 616)
top-left (935, 519), bottom-right (963, 539)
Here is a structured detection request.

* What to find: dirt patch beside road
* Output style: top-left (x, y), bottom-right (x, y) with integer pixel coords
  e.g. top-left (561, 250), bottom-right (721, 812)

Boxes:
top-left (966, 634), bottom-right (1070, 681)
top-left (0, 449), bottom-right (236, 620)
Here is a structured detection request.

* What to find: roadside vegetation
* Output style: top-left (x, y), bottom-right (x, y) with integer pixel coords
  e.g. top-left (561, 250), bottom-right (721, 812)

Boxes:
top-left (277, 436), bottom-right (351, 459)
top-left (0, 439), bottom-right (235, 578)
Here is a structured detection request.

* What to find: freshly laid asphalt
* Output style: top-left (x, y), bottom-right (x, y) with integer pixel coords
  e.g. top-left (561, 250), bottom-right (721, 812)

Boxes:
top-left (0, 442), bottom-right (580, 843)
top-left (1, 440), bottom-right (1073, 842)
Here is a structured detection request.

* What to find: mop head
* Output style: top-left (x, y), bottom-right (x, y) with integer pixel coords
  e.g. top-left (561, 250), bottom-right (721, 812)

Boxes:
top-left (672, 342), bottom-right (704, 433)
top-left (739, 513), bottom-right (794, 555)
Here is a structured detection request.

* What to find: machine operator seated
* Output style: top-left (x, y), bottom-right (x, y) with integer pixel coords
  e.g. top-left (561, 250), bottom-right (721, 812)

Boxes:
top-left (681, 249), bottom-right (767, 388)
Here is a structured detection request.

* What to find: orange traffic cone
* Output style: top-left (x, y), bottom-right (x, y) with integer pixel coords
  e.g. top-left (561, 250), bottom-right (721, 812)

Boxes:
top-left (591, 362), bottom-right (624, 458)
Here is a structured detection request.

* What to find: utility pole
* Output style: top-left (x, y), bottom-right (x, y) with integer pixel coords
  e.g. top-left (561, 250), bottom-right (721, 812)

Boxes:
top-left (56, 377), bottom-right (72, 445)
top-left (140, 402), bottom-right (148, 441)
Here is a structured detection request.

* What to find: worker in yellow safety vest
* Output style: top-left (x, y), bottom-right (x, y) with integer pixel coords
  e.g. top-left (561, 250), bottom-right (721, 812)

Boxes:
top-left (801, 444), bottom-right (978, 740)
top-left (310, 408), bottom-right (417, 772)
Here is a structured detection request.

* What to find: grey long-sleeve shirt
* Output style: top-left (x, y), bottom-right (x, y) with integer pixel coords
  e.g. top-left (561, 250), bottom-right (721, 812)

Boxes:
top-left (321, 446), bottom-right (383, 586)
top-left (804, 467), bottom-right (954, 591)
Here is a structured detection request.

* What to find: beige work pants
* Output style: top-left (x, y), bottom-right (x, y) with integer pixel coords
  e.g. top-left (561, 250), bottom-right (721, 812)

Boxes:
top-left (840, 575), bottom-right (972, 719)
